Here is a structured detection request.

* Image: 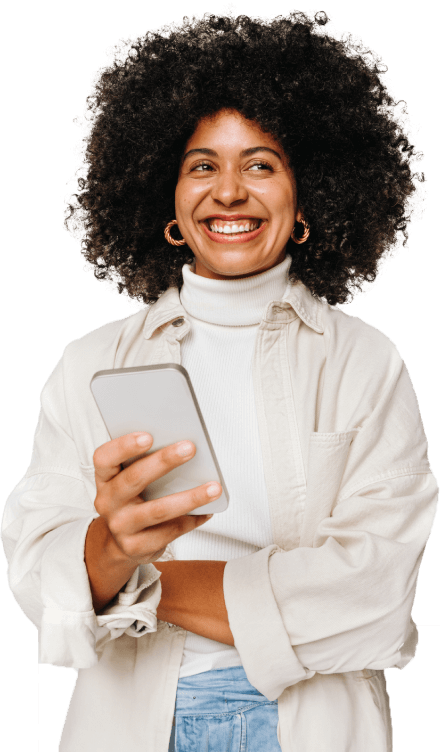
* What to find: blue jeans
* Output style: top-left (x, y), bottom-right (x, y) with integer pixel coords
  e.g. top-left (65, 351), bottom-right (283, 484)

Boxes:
top-left (168, 665), bottom-right (281, 751)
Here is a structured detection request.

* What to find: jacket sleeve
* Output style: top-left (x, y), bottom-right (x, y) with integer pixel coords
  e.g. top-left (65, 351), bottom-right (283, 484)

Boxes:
top-left (223, 359), bottom-right (438, 700)
top-left (1, 355), bottom-right (162, 670)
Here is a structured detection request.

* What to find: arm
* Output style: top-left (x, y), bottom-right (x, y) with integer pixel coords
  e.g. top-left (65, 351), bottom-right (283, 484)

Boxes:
top-left (85, 515), bottom-right (139, 614)
top-left (154, 560), bottom-right (234, 646)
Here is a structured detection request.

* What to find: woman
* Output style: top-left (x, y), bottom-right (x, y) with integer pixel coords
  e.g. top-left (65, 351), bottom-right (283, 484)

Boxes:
top-left (2, 11), bottom-right (438, 752)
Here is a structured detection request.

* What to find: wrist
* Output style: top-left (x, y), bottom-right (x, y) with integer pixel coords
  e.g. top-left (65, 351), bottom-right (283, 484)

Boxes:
top-left (85, 516), bottom-right (138, 613)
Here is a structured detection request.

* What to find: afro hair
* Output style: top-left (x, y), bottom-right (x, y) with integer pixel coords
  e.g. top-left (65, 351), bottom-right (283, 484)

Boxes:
top-left (65, 11), bottom-right (421, 305)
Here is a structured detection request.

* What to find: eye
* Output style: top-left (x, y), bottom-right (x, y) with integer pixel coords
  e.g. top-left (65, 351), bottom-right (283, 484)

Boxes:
top-left (190, 162), bottom-right (273, 172)
top-left (250, 162), bottom-right (273, 172)
top-left (190, 161), bottom-right (215, 172)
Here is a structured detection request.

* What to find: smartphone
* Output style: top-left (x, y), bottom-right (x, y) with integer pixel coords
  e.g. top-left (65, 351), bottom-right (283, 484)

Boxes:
top-left (90, 363), bottom-right (229, 514)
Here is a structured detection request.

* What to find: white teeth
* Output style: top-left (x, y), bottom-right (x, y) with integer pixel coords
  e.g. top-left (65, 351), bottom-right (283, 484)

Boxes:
top-left (208, 220), bottom-right (260, 233)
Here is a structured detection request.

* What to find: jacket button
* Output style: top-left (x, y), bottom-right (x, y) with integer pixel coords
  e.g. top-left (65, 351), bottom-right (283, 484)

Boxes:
top-left (172, 318), bottom-right (185, 327)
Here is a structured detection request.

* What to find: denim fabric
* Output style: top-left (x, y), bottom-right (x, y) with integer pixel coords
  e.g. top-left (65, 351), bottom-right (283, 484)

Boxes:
top-left (168, 665), bottom-right (281, 752)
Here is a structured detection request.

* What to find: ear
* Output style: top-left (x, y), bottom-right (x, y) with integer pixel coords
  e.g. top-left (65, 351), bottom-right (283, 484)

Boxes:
top-left (295, 207), bottom-right (304, 223)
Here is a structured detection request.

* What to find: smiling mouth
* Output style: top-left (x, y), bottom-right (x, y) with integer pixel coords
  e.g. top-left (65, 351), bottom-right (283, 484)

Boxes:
top-left (202, 218), bottom-right (264, 235)
top-left (200, 217), bottom-right (267, 244)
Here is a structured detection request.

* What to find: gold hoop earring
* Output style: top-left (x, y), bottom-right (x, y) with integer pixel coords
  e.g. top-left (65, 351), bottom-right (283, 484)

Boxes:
top-left (291, 218), bottom-right (310, 244)
top-left (164, 219), bottom-right (186, 247)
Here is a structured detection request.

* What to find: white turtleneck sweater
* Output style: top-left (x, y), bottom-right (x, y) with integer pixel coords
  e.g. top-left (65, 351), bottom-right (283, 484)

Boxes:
top-left (173, 254), bottom-right (292, 678)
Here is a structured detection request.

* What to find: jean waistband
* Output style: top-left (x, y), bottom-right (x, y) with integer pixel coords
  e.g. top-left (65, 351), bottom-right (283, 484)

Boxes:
top-left (174, 666), bottom-right (275, 716)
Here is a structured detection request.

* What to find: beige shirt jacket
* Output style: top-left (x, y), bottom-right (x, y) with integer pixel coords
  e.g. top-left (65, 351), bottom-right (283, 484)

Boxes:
top-left (2, 281), bottom-right (438, 752)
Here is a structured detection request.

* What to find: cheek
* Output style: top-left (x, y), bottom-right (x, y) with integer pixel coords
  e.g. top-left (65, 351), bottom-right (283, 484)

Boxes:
top-left (175, 182), bottom-right (203, 218)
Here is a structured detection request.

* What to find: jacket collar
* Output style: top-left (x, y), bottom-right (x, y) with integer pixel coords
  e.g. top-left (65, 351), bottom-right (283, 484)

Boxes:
top-left (143, 279), bottom-right (324, 340)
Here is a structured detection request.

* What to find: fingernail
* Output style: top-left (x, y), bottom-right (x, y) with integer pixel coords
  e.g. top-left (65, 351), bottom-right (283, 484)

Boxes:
top-left (136, 433), bottom-right (152, 446)
top-left (207, 483), bottom-right (221, 496)
top-left (177, 441), bottom-right (193, 457)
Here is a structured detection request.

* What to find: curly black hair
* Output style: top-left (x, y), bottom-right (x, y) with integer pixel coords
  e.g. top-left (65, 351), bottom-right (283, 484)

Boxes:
top-left (65, 11), bottom-right (421, 306)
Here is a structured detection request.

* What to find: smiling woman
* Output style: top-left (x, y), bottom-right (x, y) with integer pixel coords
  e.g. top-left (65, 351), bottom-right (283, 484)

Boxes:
top-left (2, 9), bottom-right (438, 752)
top-left (63, 11), bottom-right (418, 307)
top-left (174, 110), bottom-right (298, 279)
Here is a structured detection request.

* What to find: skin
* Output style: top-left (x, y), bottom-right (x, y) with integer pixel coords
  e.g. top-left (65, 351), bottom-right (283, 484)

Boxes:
top-left (175, 108), bottom-right (302, 280)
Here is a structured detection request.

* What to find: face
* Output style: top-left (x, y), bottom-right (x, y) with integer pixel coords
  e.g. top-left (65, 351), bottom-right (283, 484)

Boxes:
top-left (175, 109), bottom-right (302, 280)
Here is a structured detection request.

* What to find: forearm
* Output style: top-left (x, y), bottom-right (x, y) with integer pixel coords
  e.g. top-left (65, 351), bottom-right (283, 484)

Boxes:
top-left (84, 516), bottom-right (138, 614)
top-left (155, 561), bottom-right (235, 646)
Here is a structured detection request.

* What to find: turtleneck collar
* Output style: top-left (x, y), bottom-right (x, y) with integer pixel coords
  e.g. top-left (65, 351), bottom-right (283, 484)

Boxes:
top-left (179, 255), bottom-right (292, 326)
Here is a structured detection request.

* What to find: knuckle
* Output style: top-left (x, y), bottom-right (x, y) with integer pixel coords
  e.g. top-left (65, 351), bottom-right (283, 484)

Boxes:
top-left (147, 502), bottom-right (166, 526)
top-left (105, 516), bottom-right (118, 538)
top-left (162, 445), bottom-right (181, 468)
top-left (92, 446), bottom-right (104, 470)
top-left (116, 534), bottom-right (129, 554)
top-left (121, 536), bottom-right (139, 559)
top-left (121, 463), bottom-right (133, 485)
top-left (107, 512), bottom-right (123, 537)
top-left (94, 495), bottom-right (105, 515)
top-left (122, 461), bottom-right (139, 487)
top-left (154, 454), bottom-right (171, 475)
top-left (94, 488), bottom-right (113, 515)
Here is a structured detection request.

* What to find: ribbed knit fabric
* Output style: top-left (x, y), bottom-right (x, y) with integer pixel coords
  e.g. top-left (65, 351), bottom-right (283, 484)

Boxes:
top-left (174, 254), bottom-right (292, 678)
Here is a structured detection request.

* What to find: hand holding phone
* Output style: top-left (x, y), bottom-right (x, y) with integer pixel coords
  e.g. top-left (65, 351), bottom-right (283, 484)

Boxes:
top-left (91, 430), bottom-right (221, 565)
top-left (90, 364), bottom-right (229, 514)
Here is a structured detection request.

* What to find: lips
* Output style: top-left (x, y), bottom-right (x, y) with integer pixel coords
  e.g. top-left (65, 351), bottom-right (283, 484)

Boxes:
top-left (201, 218), bottom-right (267, 244)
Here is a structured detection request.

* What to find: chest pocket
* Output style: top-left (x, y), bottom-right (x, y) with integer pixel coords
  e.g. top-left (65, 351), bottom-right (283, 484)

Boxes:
top-left (299, 429), bottom-right (359, 548)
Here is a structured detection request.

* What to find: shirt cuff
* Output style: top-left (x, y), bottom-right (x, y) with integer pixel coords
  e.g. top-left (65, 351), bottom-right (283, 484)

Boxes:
top-left (39, 563), bottom-right (162, 668)
top-left (223, 545), bottom-right (314, 700)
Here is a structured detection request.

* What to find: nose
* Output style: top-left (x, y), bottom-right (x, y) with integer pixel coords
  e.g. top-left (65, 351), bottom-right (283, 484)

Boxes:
top-left (210, 168), bottom-right (249, 207)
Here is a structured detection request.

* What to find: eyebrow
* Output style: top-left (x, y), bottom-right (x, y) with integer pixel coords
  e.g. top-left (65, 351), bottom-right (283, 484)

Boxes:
top-left (181, 146), bottom-right (282, 162)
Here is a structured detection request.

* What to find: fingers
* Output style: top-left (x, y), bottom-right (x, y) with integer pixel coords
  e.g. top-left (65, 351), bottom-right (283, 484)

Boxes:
top-left (112, 512), bottom-right (213, 562)
top-left (112, 483), bottom-right (217, 537)
top-left (93, 432), bottom-right (155, 484)
top-left (93, 431), bottom-right (206, 520)
top-left (92, 432), bottom-right (221, 565)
